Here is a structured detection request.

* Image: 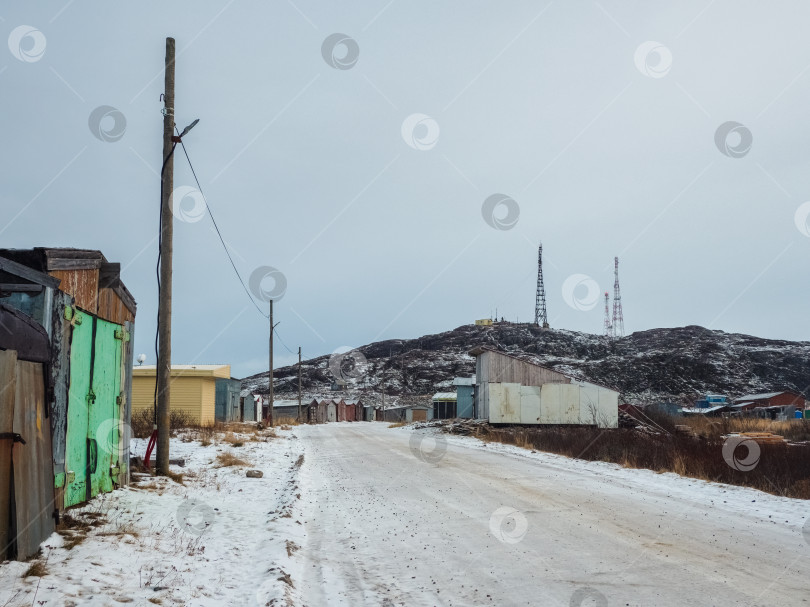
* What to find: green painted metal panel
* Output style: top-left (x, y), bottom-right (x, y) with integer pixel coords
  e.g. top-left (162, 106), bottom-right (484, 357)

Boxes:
top-left (64, 309), bottom-right (92, 508)
top-left (64, 312), bottom-right (124, 508)
top-left (88, 317), bottom-right (122, 497)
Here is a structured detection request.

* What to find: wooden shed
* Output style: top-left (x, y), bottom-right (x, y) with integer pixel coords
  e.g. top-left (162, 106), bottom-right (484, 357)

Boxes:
top-left (215, 377), bottom-right (242, 422)
top-left (0, 248), bottom-right (136, 559)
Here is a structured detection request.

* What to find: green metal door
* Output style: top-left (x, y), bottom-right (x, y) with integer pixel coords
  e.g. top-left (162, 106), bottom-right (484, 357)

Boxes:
top-left (88, 318), bottom-right (123, 497)
top-left (64, 309), bottom-right (92, 508)
top-left (64, 311), bottom-right (125, 508)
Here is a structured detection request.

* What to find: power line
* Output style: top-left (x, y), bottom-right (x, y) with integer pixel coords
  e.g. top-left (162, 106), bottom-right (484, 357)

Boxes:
top-left (274, 326), bottom-right (295, 354)
top-left (176, 133), bottom-right (299, 358)
top-left (175, 130), bottom-right (268, 319)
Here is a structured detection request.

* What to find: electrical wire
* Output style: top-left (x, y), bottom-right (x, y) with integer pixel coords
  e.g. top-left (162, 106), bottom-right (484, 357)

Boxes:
top-left (175, 130), bottom-right (268, 320)
top-left (175, 129), bottom-right (300, 359)
top-left (273, 327), bottom-right (295, 354)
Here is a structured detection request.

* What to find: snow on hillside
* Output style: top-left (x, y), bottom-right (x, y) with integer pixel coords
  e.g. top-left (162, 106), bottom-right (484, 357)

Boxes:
top-left (242, 323), bottom-right (810, 406)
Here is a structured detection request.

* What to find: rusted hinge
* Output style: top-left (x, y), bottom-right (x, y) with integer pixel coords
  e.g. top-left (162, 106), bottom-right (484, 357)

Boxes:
top-left (64, 306), bottom-right (82, 325)
top-left (87, 389), bottom-right (96, 405)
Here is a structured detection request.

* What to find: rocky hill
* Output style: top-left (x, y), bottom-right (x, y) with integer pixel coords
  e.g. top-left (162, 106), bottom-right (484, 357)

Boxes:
top-left (241, 323), bottom-right (810, 407)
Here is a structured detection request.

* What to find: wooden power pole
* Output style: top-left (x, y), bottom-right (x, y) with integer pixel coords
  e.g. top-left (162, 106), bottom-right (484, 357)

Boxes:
top-left (156, 37), bottom-right (175, 476)
top-left (268, 299), bottom-right (274, 427)
top-left (297, 346), bottom-right (302, 422)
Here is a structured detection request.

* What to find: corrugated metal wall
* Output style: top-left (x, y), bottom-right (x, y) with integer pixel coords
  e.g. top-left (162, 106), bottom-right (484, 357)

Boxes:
top-left (0, 351), bottom-right (56, 561)
top-left (485, 382), bottom-right (618, 427)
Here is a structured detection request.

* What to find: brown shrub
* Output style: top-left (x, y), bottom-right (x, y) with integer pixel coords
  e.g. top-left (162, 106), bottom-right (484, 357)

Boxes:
top-left (23, 561), bottom-right (48, 578)
top-left (471, 421), bottom-right (810, 499)
top-left (215, 452), bottom-right (249, 467)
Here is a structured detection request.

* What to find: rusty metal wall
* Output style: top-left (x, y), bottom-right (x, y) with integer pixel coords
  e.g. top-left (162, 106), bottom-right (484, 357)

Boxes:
top-left (97, 287), bottom-right (134, 325)
top-left (0, 350), bottom-right (15, 560)
top-left (50, 269), bottom-right (99, 315)
top-left (12, 359), bottom-right (55, 560)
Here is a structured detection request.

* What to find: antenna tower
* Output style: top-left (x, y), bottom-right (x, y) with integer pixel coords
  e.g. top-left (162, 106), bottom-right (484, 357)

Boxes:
top-left (535, 244), bottom-right (549, 328)
top-left (612, 256), bottom-right (624, 338)
top-left (603, 291), bottom-right (611, 337)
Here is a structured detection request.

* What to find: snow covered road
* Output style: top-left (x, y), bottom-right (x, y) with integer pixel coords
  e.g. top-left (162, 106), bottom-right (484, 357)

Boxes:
top-left (293, 423), bottom-right (810, 607)
top-left (2, 422), bottom-right (808, 606)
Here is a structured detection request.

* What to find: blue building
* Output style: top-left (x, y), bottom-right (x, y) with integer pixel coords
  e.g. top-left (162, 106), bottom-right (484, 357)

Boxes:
top-left (694, 394), bottom-right (728, 408)
top-left (453, 377), bottom-right (475, 419)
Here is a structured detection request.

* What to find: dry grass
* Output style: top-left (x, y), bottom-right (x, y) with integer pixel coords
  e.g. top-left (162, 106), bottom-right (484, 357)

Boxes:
top-left (388, 421), bottom-right (408, 428)
top-left (679, 416), bottom-right (810, 442)
top-left (166, 470), bottom-right (185, 485)
top-left (136, 482), bottom-right (161, 491)
top-left (275, 416), bottom-right (301, 426)
top-left (23, 561), bottom-right (48, 578)
top-left (56, 511), bottom-right (104, 550)
top-left (215, 451), bottom-right (250, 467)
top-left (222, 432), bottom-right (245, 448)
top-left (97, 522), bottom-right (139, 538)
top-left (465, 420), bottom-right (810, 500)
top-left (285, 540), bottom-right (300, 557)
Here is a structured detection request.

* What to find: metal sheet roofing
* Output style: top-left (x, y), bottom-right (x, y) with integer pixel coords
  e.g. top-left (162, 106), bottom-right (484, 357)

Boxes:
top-left (452, 377), bottom-right (475, 386)
top-left (733, 391), bottom-right (786, 401)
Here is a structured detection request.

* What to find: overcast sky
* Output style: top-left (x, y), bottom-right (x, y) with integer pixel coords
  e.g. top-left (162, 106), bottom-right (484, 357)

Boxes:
top-left (2, 1), bottom-right (809, 377)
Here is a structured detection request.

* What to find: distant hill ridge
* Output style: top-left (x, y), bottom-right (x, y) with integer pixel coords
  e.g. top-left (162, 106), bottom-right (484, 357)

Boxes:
top-left (241, 323), bottom-right (810, 406)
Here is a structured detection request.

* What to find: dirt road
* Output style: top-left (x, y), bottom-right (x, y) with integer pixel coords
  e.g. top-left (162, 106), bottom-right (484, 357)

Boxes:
top-left (293, 423), bottom-right (809, 606)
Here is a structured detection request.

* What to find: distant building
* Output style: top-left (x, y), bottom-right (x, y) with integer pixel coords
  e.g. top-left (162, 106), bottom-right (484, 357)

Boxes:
top-left (215, 377), bottom-right (241, 422)
top-left (474, 319), bottom-right (493, 326)
top-left (470, 346), bottom-right (619, 427)
top-left (432, 392), bottom-right (458, 419)
top-left (453, 376), bottom-right (475, 418)
top-left (694, 394), bottom-right (728, 408)
top-left (331, 378), bottom-right (348, 391)
top-left (239, 390), bottom-right (260, 422)
top-left (733, 391), bottom-right (806, 421)
top-left (132, 364), bottom-right (231, 425)
top-left (733, 391), bottom-right (805, 409)
top-left (406, 404), bottom-right (433, 423)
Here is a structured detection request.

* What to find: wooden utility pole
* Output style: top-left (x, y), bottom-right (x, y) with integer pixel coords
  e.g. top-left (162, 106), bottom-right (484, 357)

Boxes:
top-left (156, 37), bottom-right (175, 476)
top-left (297, 346), bottom-right (302, 422)
top-left (268, 299), bottom-right (274, 427)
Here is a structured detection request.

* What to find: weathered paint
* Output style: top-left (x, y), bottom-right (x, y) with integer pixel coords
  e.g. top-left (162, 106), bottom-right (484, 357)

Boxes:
top-left (64, 308), bottom-right (92, 507)
top-left (49, 290), bottom-right (74, 493)
top-left (215, 378), bottom-right (241, 422)
top-left (12, 359), bottom-right (55, 559)
top-left (455, 384), bottom-right (475, 419)
top-left (0, 350), bottom-right (16, 558)
top-left (0, 349), bottom-right (56, 560)
top-left (50, 269), bottom-right (99, 315)
top-left (87, 317), bottom-right (123, 497)
top-left (64, 313), bottom-right (124, 507)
